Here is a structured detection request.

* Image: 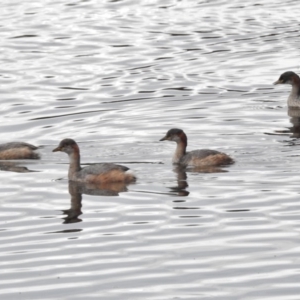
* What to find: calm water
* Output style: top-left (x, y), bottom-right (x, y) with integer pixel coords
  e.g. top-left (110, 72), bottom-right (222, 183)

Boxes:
top-left (1, 0), bottom-right (300, 299)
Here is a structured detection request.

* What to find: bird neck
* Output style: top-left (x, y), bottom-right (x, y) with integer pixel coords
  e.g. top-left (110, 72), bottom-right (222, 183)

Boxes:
top-left (68, 147), bottom-right (81, 179)
top-left (288, 76), bottom-right (300, 107)
top-left (173, 134), bottom-right (187, 164)
top-left (291, 75), bottom-right (300, 98)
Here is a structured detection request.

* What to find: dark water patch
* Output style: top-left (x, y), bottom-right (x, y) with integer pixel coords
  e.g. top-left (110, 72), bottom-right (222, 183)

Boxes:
top-left (59, 87), bottom-right (89, 91)
top-left (10, 35), bottom-right (38, 39)
top-left (29, 109), bottom-right (112, 120)
top-left (46, 229), bottom-right (83, 234)
top-left (111, 45), bottom-right (132, 47)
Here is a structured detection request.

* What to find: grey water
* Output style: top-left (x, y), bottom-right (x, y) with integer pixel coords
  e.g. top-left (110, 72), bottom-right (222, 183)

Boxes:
top-left (1, 0), bottom-right (300, 299)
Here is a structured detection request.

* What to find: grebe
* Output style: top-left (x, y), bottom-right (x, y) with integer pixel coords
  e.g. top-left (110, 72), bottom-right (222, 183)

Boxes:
top-left (0, 142), bottom-right (40, 160)
top-left (52, 138), bottom-right (136, 183)
top-left (160, 128), bottom-right (234, 167)
top-left (274, 71), bottom-right (300, 107)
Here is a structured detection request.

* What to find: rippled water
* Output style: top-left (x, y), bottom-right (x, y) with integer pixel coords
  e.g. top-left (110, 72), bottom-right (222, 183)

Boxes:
top-left (1, 0), bottom-right (300, 299)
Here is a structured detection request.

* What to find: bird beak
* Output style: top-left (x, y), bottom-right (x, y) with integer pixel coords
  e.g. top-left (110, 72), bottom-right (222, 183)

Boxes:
top-left (273, 79), bottom-right (282, 85)
top-left (159, 136), bottom-right (167, 141)
top-left (52, 146), bottom-right (62, 152)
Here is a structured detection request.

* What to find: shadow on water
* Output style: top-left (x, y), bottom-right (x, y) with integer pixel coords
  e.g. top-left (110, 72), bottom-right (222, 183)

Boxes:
top-left (0, 161), bottom-right (38, 173)
top-left (62, 180), bottom-right (129, 224)
top-left (169, 165), bottom-right (228, 197)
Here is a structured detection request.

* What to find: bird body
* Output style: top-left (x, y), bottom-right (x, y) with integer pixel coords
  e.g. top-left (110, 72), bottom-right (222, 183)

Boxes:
top-left (160, 128), bottom-right (233, 167)
top-left (53, 139), bottom-right (136, 184)
top-left (0, 142), bottom-right (39, 160)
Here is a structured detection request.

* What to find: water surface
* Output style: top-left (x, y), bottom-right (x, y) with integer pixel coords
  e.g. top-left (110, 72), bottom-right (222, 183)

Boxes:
top-left (0, 0), bottom-right (300, 299)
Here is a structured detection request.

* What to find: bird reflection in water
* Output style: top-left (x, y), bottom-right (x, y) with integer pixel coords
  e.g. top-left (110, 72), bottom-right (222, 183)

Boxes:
top-left (62, 180), bottom-right (129, 224)
top-left (0, 161), bottom-right (37, 173)
top-left (287, 106), bottom-right (300, 138)
top-left (169, 166), bottom-right (228, 196)
top-left (169, 166), bottom-right (189, 196)
top-left (272, 107), bottom-right (300, 138)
